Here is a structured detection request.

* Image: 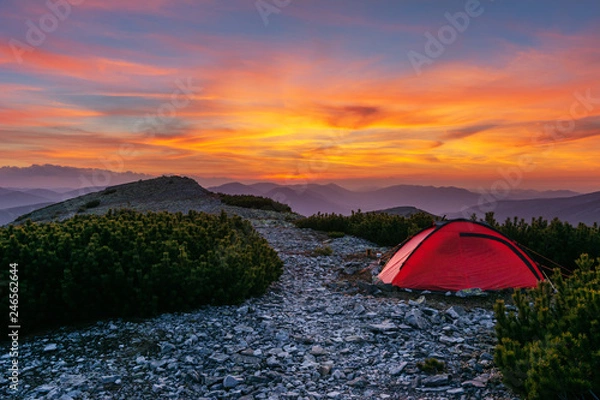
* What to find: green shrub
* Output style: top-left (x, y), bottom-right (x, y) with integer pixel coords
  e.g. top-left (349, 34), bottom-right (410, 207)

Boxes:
top-left (0, 210), bottom-right (283, 334)
top-left (295, 210), bottom-right (436, 246)
top-left (417, 358), bottom-right (445, 373)
top-left (85, 199), bottom-right (101, 209)
top-left (485, 213), bottom-right (600, 273)
top-left (297, 211), bottom-right (600, 271)
top-left (297, 212), bottom-right (600, 274)
top-left (312, 245), bottom-right (333, 256)
top-left (494, 254), bottom-right (600, 400)
top-left (218, 193), bottom-right (292, 212)
top-left (327, 231), bottom-right (346, 239)
top-left (77, 199), bottom-right (101, 213)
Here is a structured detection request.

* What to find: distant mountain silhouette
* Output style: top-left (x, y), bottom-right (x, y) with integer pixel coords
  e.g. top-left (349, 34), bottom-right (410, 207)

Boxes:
top-left (371, 206), bottom-right (436, 217)
top-left (0, 187), bottom-right (75, 225)
top-left (0, 190), bottom-right (52, 209)
top-left (455, 191), bottom-right (600, 226)
top-left (0, 185), bottom-right (112, 225)
top-left (213, 182), bottom-right (264, 196)
top-left (210, 182), bottom-right (586, 218)
top-left (264, 186), bottom-right (351, 216)
top-left (0, 164), bottom-right (151, 189)
top-left (19, 188), bottom-right (66, 199)
top-left (0, 202), bottom-right (55, 226)
top-left (3, 169), bottom-right (596, 225)
top-left (500, 189), bottom-right (579, 200)
top-left (367, 185), bottom-right (479, 215)
top-left (211, 183), bottom-right (482, 216)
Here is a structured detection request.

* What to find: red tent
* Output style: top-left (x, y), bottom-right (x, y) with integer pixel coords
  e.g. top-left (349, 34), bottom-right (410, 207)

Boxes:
top-left (378, 219), bottom-right (544, 291)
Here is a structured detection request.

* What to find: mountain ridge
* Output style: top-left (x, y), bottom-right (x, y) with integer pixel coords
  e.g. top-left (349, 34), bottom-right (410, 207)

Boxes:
top-left (209, 182), bottom-right (586, 218)
top-left (8, 176), bottom-right (299, 226)
top-left (0, 164), bottom-right (151, 189)
top-left (454, 191), bottom-right (600, 225)
top-left (3, 171), bottom-right (598, 225)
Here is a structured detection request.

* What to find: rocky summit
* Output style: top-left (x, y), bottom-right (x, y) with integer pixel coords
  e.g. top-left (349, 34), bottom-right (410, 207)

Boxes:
top-left (10, 176), bottom-right (297, 226)
top-left (0, 218), bottom-right (517, 400)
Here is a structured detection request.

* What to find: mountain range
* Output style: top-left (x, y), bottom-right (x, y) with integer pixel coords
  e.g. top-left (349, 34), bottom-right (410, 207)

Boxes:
top-left (457, 191), bottom-right (600, 226)
top-left (1, 164), bottom-right (599, 226)
top-left (0, 186), bottom-right (115, 226)
top-left (209, 182), bottom-right (597, 224)
top-left (7, 176), bottom-right (300, 226)
top-left (0, 165), bottom-right (152, 225)
top-left (0, 164), bottom-right (150, 189)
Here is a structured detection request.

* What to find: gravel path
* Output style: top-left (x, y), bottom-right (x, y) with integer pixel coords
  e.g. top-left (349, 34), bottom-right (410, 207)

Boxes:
top-left (1, 218), bottom-right (518, 400)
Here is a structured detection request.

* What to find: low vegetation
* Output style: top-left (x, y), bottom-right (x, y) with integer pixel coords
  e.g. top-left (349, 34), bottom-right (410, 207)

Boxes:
top-left (77, 199), bottom-right (101, 213)
top-left (295, 210), bottom-right (436, 246)
top-left (218, 193), bottom-right (292, 212)
top-left (312, 245), bottom-right (333, 257)
top-left (417, 358), bottom-right (446, 374)
top-left (484, 213), bottom-right (600, 273)
top-left (296, 211), bottom-right (600, 272)
top-left (327, 231), bottom-right (346, 239)
top-left (0, 210), bottom-right (283, 334)
top-left (494, 254), bottom-right (600, 400)
top-left (101, 188), bottom-right (117, 196)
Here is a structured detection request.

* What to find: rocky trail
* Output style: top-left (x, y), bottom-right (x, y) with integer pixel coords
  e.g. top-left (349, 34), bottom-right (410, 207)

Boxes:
top-left (1, 218), bottom-right (518, 400)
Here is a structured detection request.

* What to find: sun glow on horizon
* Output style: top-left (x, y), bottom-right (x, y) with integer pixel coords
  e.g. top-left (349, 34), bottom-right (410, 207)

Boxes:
top-left (1, 1), bottom-right (599, 191)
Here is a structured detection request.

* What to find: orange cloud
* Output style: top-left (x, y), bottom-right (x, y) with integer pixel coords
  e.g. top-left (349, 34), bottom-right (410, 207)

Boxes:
top-left (1, 26), bottom-right (599, 189)
top-left (0, 105), bottom-right (101, 127)
top-left (0, 46), bottom-right (176, 83)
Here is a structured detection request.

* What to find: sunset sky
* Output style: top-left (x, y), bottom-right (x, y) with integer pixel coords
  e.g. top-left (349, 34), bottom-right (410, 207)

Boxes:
top-left (1, 0), bottom-right (599, 191)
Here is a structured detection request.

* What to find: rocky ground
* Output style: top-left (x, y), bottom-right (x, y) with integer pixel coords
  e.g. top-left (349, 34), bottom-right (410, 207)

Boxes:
top-left (1, 218), bottom-right (518, 400)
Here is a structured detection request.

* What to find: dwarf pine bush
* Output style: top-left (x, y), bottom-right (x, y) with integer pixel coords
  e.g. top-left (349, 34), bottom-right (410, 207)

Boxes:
top-left (494, 215), bottom-right (600, 273)
top-left (295, 211), bottom-right (435, 246)
top-left (494, 254), bottom-right (600, 400)
top-left (0, 210), bottom-right (283, 334)
top-left (218, 193), bottom-right (292, 212)
top-left (417, 358), bottom-right (446, 374)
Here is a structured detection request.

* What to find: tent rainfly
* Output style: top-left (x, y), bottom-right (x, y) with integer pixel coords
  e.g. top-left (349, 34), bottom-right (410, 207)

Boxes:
top-left (378, 219), bottom-right (544, 291)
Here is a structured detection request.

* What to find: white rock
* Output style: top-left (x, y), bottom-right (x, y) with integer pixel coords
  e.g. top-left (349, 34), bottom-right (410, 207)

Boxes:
top-left (43, 343), bottom-right (58, 352)
top-left (223, 375), bottom-right (243, 388)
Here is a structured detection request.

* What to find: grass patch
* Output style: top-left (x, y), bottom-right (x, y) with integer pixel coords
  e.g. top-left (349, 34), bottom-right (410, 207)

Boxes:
top-left (327, 231), bottom-right (346, 239)
top-left (417, 358), bottom-right (446, 374)
top-left (312, 245), bottom-right (333, 257)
